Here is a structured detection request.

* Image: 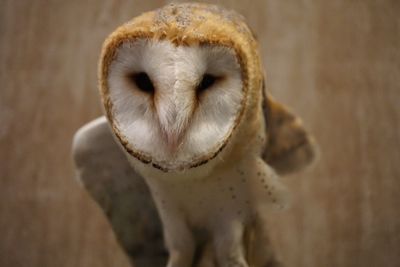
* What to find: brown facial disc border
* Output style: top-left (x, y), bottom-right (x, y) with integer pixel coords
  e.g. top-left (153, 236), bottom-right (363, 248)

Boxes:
top-left (99, 32), bottom-right (250, 172)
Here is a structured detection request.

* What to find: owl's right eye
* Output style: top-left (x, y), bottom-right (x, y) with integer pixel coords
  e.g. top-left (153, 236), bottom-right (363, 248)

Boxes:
top-left (127, 72), bottom-right (155, 94)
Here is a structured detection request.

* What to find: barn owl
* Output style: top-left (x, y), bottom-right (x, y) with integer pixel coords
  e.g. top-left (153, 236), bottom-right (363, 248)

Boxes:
top-left (73, 3), bottom-right (316, 267)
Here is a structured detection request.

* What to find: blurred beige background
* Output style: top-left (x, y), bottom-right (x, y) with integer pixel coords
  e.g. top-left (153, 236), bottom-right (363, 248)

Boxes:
top-left (0, 0), bottom-right (399, 266)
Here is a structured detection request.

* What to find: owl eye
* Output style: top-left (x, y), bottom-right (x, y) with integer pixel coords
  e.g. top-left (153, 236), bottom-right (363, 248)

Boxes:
top-left (128, 72), bottom-right (155, 94)
top-left (197, 74), bottom-right (220, 94)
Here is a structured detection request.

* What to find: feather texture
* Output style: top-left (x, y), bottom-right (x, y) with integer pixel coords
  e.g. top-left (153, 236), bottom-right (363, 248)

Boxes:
top-left (72, 3), bottom-right (317, 267)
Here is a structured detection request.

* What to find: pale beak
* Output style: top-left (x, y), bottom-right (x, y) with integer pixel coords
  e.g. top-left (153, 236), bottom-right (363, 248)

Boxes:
top-left (156, 84), bottom-right (196, 153)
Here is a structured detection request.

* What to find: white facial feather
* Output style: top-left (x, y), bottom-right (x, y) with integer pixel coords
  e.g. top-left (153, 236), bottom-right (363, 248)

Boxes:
top-left (107, 39), bottom-right (243, 169)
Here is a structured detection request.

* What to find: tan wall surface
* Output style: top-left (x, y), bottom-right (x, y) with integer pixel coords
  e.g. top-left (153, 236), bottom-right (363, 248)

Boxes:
top-left (0, 1), bottom-right (399, 267)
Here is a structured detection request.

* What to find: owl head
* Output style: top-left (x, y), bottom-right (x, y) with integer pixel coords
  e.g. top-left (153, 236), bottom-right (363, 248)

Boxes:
top-left (98, 3), bottom-right (315, 174)
top-left (98, 3), bottom-right (264, 173)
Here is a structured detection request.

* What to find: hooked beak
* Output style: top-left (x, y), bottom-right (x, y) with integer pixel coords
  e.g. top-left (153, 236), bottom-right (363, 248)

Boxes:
top-left (155, 85), bottom-right (196, 153)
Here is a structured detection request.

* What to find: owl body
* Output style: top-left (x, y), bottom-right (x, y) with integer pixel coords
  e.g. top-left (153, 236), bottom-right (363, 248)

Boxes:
top-left (74, 3), bottom-right (317, 267)
top-left (142, 155), bottom-right (286, 226)
top-left (130, 151), bottom-right (287, 267)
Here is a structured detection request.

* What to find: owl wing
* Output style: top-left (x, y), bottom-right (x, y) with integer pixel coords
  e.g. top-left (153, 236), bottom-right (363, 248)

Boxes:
top-left (262, 89), bottom-right (317, 175)
top-left (72, 117), bottom-right (166, 267)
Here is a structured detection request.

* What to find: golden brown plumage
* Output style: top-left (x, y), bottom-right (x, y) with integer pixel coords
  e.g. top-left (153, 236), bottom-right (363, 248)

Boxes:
top-left (99, 2), bottom-right (265, 171)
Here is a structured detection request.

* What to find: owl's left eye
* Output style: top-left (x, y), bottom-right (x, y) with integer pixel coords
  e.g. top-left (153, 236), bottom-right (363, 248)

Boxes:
top-left (197, 74), bottom-right (221, 94)
top-left (127, 72), bottom-right (155, 94)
